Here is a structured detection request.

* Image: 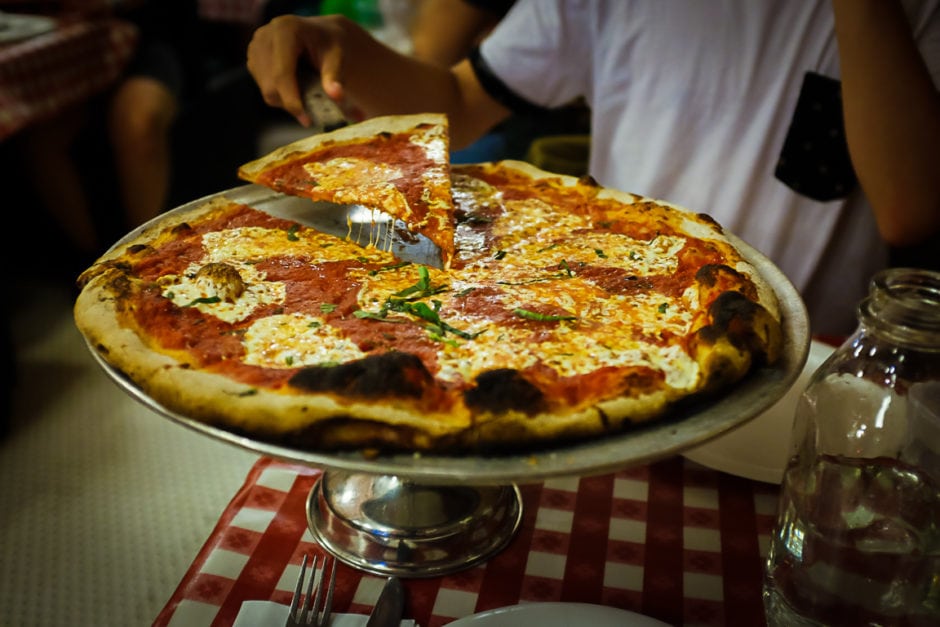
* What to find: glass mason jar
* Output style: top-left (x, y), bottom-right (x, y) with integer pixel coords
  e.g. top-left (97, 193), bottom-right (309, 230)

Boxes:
top-left (763, 268), bottom-right (940, 626)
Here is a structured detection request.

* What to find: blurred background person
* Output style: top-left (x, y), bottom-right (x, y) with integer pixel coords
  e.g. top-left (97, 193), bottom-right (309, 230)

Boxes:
top-left (16, 1), bottom-right (196, 263)
top-left (10, 0), bottom-right (258, 272)
top-left (409, 0), bottom-right (589, 167)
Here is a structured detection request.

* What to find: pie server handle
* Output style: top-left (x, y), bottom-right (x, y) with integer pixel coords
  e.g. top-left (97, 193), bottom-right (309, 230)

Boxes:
top-left (297, 63), bottom-right (350, 131)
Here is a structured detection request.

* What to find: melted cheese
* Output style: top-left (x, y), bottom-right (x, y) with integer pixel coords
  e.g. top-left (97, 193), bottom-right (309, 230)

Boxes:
top-left (426, 180), bottom-right (707, 388)
top-left (345, 207), bottom-right (703, 390)
top-left (428, 283), bottom-right (700, 389)
top-left (160, 261), bottom-right (284, 324)
top-left (242, 313), bottom-right (365, 368)
top-left (303, 159), bottom-right (411, 219)
top-left (435, 325), bottom-right (538, 382)
top-left (493, 198), bottom-right (586, 247)
top-left (202, 225), bottom-right (388, 264)
top-left (159, 225), bottom-right (395, 324)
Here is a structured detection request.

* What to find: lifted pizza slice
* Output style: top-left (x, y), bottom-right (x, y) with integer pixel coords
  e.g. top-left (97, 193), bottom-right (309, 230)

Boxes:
top-left (238, 113), bottom-right (455, 265)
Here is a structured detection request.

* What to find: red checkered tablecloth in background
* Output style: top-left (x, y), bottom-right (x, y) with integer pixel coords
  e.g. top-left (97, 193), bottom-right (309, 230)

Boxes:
top-left (0, 17), bottom-right (138, 140)
top-left (154, 456), bottom-right (780, 626)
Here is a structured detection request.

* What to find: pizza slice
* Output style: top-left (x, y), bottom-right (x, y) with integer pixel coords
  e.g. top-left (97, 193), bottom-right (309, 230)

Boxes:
top-left (238, 113), bottom-right (456, 265)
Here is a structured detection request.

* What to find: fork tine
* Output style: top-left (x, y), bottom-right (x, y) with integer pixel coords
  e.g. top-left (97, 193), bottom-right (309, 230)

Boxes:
top-left (317, 557), bottom-right (337, 627)
top-left (287, 554), bottom-right (307, 623)
top-left (287, 554), bottom-right (337, 627)
top-left (301, 555), bottom-right (318, 624)
top-left (286, 554), bottom-right (309, 627)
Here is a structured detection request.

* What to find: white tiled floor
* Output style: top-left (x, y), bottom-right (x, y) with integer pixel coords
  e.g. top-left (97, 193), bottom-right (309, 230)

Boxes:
top-left (1, 275), bottom-right (258, 626)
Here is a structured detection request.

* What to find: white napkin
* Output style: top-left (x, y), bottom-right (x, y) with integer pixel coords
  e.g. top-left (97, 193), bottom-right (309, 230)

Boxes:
top-left (233, 600), bottom-right (417, 626)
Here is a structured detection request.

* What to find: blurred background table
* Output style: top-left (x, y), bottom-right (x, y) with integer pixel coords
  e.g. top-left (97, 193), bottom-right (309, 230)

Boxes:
top-left (0, 13), bottom-right (138, 140)
top-left (155, 456), bottom-right (779, 627)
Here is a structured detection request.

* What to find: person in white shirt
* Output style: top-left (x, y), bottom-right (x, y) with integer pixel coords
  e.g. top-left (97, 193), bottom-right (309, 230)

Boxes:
top-left (244, 0), bottom-right (940, 335)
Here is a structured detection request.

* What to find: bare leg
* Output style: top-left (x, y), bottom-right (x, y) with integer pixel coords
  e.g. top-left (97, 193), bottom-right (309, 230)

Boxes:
top-left (107, 75), bottom-right (178, 230)
top-left (21, 106), bottom-right (101, 256)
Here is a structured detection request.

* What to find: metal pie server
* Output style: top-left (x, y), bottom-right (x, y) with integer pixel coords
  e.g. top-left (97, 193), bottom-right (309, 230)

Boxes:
top-left (366, 576), bottom-right (405, 627)
top-left (298, 63), bottom-right (349, 132)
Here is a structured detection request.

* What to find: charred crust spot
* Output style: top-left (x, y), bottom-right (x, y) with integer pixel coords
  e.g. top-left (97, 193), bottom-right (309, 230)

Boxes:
top-left (77, 259), bottom-right (134, 289)
top-left (289, 352), bottom-right (432, 399)
top-left (697, 290), bottom-right (763, 352)
top-left (695, 264), bottom-right (744, 288)
top-left (578, 174), bottom-right (600, 187)
top-left (107, 273), bottom-right (134, 299)
top-left (597, 407), bottom-right (611, 429)
top-left (170, 222), bottom-right (193, 235)
top-left (710, 290), bottom-right (760, 327)
top-left (464, 369), bottom-right (545, 415)
top-left (127, 244), bottom-right (150, 254)
top-left (378, 131), bottom-right (393, 139)
top-left (696, 213), bottom-right (723, 230)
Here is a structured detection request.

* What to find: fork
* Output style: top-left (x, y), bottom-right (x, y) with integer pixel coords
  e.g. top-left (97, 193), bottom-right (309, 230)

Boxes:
top-left (285, 554), bottom-right (337, 627)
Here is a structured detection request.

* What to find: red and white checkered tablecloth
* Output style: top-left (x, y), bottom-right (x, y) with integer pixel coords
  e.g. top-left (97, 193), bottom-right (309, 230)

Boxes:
top-left (154, 455), bottom-right (780, 626)
top-left (0, 17), bottom-right (138, 140)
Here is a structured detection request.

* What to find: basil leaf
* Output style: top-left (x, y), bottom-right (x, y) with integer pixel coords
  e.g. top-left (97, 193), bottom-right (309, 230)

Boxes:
top-left (394, 265), bottom-right (447, 299)
top-left (512, 307), bottom-right (577, 322)
top-left (185, 296), bottom-right (221, 307)
top-left (402, 301), bottom-right (440, 325)
top-left (368, 261), bottom-right (412, 276)
top-left (353, 309), bottom-right (387, 320)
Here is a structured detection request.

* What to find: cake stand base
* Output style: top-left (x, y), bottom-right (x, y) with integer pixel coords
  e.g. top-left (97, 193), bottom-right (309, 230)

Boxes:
top-left (306, 470), bottom-right (523, 577)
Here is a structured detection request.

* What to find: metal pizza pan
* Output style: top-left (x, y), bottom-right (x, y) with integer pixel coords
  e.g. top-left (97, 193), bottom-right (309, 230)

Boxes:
top-left (86, 185), bottom-right (810, 485)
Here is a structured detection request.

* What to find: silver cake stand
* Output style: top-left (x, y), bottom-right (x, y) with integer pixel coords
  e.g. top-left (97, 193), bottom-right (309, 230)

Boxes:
top-left (85, 186), bottom-right (810, 577)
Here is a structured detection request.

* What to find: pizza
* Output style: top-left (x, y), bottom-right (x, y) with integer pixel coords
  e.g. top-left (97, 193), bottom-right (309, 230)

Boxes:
top-left (237, 113), bottom-right (455, 265)
top-left (73, 116), bottom-right (783, 453)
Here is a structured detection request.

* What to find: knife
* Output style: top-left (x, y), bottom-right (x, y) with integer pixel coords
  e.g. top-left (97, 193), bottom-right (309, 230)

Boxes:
top-left (366, 576), bottom-right (405, 627)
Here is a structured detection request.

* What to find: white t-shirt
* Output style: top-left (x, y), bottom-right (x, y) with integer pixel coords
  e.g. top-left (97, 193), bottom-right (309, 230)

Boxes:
top-left (479, 0), bottom-right (940, 335)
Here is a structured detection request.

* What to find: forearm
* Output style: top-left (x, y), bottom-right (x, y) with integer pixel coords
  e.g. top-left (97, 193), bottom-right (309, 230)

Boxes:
top-left (832, 0), bottom-right (940, 246)
top-left (330, 25), bottom-right (510, 148)
top-left (410, 0), bottom-right (499, 67)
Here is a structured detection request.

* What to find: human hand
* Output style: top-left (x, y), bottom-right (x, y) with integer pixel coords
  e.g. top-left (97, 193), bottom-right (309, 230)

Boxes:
top-left (247, 14), bottom-right (365, 127)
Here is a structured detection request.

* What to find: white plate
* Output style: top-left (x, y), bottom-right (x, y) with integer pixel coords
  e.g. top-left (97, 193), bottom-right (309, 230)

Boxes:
top-left (0, 12), bottom-right (56, 44)
top-left (682, 339), bottom-right (834, 484)
top-left (447, 602), bottom-right (670, 626)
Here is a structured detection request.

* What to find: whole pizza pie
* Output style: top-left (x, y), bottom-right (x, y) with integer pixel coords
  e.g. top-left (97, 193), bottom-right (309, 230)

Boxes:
top-left (74, 114), bottom-right (783, 452)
